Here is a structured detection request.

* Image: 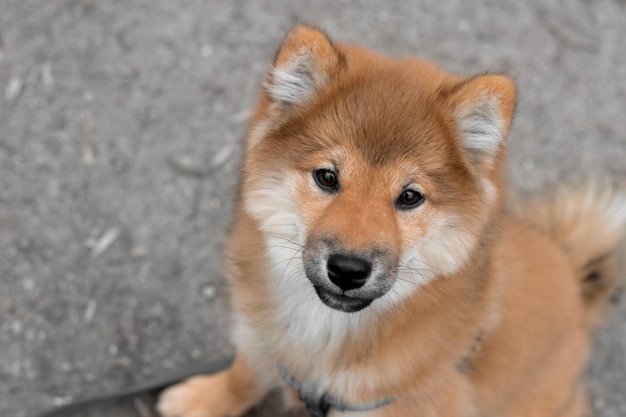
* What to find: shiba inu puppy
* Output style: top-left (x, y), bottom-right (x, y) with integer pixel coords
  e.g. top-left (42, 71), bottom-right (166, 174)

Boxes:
top-left (158, 25), bottom-right (626, 417)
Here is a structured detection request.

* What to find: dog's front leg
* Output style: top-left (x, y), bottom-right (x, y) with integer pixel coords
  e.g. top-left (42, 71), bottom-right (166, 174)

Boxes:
top-left (158, 353), bottom-right (267, 417)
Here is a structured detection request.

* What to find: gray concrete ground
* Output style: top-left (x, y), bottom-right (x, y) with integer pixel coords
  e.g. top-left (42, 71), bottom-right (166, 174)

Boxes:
top-left (0, 1), bottom-right (625, 416)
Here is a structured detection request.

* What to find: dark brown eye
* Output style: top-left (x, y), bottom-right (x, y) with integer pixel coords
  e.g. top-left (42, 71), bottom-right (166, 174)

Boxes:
top-left (396, 189), bottom-right (425, 210)
top-left (313, 169), bottom-right (339, 192)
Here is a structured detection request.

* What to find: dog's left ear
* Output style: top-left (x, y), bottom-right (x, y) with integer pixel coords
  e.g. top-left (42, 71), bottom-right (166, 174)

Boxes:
top-left (445, 74), bottom-right (516, 166)
top-left (264, 25), bottom-right (344, 107)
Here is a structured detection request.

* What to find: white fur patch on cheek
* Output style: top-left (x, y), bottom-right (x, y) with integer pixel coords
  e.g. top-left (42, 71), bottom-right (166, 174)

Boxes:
top-left (376, 213), bottom-right (479, 306)
top-left (382, 212), bottom-right (478, 305)
top-left (388, 214), bottom-right (478, 305)
top-left (378, 248), bottom-right (439, 307)
top-left (417, 215), bottom-right (477, 276)
top-left (243, 175), bottom-right (304, 241)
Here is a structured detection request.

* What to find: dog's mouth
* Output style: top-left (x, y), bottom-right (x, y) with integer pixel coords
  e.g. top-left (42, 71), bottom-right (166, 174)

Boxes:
top-left (313, 286), bottom-right (374, 313)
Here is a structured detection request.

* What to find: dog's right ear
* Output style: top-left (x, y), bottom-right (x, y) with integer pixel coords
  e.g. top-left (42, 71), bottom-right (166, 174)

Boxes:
top-left (264, 25), bottom-right (344, 107)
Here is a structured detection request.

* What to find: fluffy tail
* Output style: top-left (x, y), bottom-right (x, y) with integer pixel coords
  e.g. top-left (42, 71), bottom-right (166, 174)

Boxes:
top-left (512, 181), bottom-right (626, 327)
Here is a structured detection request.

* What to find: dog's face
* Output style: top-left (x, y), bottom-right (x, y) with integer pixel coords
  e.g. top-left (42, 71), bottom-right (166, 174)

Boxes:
top-left (242, 26), bottom-right (515, 315)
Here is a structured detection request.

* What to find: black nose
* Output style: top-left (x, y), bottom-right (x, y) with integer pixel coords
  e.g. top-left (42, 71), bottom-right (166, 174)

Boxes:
top-left (327, 254), bottom-right (372, 291)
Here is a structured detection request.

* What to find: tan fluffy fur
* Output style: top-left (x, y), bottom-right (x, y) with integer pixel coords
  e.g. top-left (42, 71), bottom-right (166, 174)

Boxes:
top-left (512, 182), bottom-right (626, 328)
top-left (158, 26), bottom-right (626, 417)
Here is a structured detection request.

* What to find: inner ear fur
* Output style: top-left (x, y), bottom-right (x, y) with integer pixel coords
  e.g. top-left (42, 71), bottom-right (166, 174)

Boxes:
top-left (444, 74), bottom-right (517, 164)
top-left (264, 25), bottom-right (345, 106)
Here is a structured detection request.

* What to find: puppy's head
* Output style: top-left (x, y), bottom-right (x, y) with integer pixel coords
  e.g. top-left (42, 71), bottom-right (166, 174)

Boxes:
top-left (242, 26), bottom-right (516, 314)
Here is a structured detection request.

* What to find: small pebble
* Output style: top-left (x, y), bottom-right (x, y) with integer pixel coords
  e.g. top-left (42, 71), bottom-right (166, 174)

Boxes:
top-left (15, 237), bottom-right (33, 250)
top-left (231, 108), bottom-right (251, 123)
top-left (41, 63), bottom-right (54, 90)
top-left (22, 279), bottom-right (34, 292)
top-left (202, 285), bottom-right (217, 299)
top-left (82, 143), bottom-right (96, 165)
top-left (523, 158), bottom-right (536, 172)
top-left (200, 45), bottom-right (213, 58)
top-left (211, 147), bottom-right (233, 167)
top-left (53, 397), bottom-right (71, 406)
top-left (168, 154), bottom-right (209, 177)
top-left (5, 76), bottom-right (23, 102)
top-left (89, 228), bottom-right (120, 259)
top-left (11, 320), bottom-right (22, 334)
top-left (83, 299), bottom-right (97, 323)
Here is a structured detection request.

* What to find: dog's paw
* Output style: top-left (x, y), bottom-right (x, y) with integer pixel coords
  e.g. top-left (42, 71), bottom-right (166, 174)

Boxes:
top-left (157, 374), bottom-right (241, 417)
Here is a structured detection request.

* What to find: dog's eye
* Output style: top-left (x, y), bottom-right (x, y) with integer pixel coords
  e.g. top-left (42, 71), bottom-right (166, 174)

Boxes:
top-left (313, 169), bottom-right (339, 192)
top-left (396, 189), bottom-right (425, 210)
